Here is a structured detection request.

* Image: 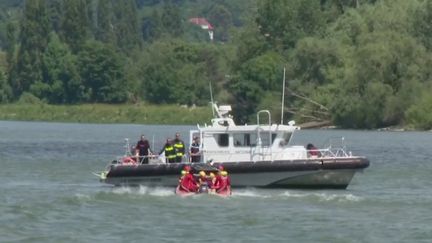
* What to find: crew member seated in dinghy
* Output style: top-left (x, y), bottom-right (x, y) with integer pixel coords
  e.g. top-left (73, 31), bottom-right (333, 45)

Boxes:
top-left (177, 166), bottom-right (199, 193)
top-left (198, 171), bottom-right (207, 184)
top-left (178, 170), bottom-right (187, 183)
top-left (212, 166), bottom-right (231, 195)
top-left (208, 172), bottom-right (216, 189)
top-left (197, 171), bottom-right (210, 193)
top-left (210, 165), bottom-right (225, 192)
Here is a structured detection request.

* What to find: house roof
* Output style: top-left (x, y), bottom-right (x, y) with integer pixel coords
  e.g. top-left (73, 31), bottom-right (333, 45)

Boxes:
top-left (188, 17), bottom-right (214, 30)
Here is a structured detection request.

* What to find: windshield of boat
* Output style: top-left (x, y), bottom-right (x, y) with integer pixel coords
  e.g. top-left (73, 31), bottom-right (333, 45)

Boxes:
top-left (279, 132), bottom-right (292, 147)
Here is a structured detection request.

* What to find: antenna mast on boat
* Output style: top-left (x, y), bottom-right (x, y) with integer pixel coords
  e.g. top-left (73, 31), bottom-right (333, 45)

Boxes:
top-left (281, 67), bottom-right (286, 124)
top-left (209, 81), bottom-right (215, 117)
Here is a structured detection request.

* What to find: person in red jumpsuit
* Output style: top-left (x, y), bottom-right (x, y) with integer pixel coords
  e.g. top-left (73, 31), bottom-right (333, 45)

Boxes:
top-left (178, 166), bottom-right (198, 193)
top-left (211, 165), bottom-right (224, 192)
top-left (212, 166), bottom-right (231, 195)
top-left (208, 172), bottom-right (216, 189)
top-left (306, 143), bottom-right (321, 158)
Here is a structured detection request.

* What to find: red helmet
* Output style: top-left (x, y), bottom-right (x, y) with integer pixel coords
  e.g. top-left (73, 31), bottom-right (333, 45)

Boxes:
top-left (184, 165), bottom-right (192, 171)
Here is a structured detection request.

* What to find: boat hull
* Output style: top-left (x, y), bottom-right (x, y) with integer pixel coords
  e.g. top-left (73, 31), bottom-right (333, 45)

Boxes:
top-left (101, 157), bottom-right (369, 189)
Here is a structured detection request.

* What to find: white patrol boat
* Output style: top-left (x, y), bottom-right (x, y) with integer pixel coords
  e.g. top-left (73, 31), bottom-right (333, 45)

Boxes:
top-left (97, 104), bottom-right (369, 189)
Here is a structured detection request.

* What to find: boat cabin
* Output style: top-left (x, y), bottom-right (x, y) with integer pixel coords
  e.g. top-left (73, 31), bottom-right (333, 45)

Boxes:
top-left (190, 104), bottom-right (308, 163)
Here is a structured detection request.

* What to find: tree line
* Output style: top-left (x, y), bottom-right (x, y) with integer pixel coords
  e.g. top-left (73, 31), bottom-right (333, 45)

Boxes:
top-left (0, 0), bottom-right (432, 129)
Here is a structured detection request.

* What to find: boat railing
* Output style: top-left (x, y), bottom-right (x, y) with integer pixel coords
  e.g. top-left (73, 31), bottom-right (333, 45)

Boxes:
top-left (306, 137), bottom-right (352, 158)
top-left (314, 148), bottom-right (351, 158)
top-left (268, 147), bottom-right (351, 160)
top-left (111, 154), bottom-right (165, 166)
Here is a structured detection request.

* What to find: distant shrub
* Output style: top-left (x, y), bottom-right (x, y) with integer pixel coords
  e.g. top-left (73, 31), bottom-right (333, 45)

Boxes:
top-left (17, 92), bottom-right (44, 105)
top-left (406, 92), bottom-right (432, 130)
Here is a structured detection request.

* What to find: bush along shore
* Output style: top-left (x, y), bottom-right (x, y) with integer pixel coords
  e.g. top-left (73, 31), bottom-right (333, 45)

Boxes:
top-left (0, 103), bottom-right (213, 125)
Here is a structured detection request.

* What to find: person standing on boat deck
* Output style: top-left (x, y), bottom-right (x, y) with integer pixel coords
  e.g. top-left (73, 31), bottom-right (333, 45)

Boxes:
top-left (189, 136), bottom-right (201, 163)
top-left (160, 138), bottom-right (176, 163)
top-left (306, 143), bottom-right (321, 158)
top-left (135, 135), bottom-right (152, 164)
top-left (173, 133), bottom-right (185, 163)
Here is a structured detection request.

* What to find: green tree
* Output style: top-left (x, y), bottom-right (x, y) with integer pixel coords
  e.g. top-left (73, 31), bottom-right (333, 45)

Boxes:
top-left (292, 37), bottom-right (342, 86)
top-left (60, 0), bottom-right (90, 52)
top-left (112, 0), bottom-right (141, 52)
top-left (229, 76), bottom-right (263, 124)
top-left (95, 0), bottom-right (115, 45)
top-left (138, 40), bottom-right (227, 105)
top-left (327, 9), bottom-right (367, 45)
top-left (232, 23), bottom-right (268, 70)
top-left (0, 70), bottom-right (12, 102)
top-left (406, 87), bottom-right (432, 130)
top-left (412, 0), bottom-right (432, 50)
top-left (13, 0), bottom-right (50, 97)
top-left (321, 28), bottom-right (430, 128)
top-left (77, 40), bottom-right (127, 103)
top-left (161, 2), bottom-right (183, 37)
top-left (47, 0), bottom-right (62, 32)
top-left (141, 10), bottom-right (162, 42)
top-left (256, 0), bottom-right (325, 50)
top-left (239, 51), bottom-right (284, 91)
top-left (30, 32), bottom-right (81, 104)
top-left (229, 51), bottom-right (284, 123)
top-left (5, 21), bottom-right (17, 87)
top-left (207, 4), bottom-right (233, 41)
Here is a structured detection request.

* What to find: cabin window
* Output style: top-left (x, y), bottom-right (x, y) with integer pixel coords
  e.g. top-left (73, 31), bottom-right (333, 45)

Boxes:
top-left (233, 133), bottom-right (253, 147)
top-left (279, 132), bottom-right (292, 147)
top-left (260, 133), bottom-right (277, 146)
top-left (214, 134), bottom-right (229, 147)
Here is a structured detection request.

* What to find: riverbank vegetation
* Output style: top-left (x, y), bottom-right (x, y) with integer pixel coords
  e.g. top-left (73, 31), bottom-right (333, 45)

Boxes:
top-left (1, 0), bottom-right (432, 129)
top-left (0, 102), bottom-right (212, 125)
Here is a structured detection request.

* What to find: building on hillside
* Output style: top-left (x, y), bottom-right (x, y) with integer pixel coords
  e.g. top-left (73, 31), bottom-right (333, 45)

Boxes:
top-left (188, 17), bottom-right (214, 41)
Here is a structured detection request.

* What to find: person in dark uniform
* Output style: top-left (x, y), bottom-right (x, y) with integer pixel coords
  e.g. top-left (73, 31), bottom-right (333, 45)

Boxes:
top-left (160, 138), bottom-right (176, 163)
top-left (173, 133), bottom-right (185, 163)
top-left (135, 135), bottom-right (152, 164)
top-left (189, 136), bottom-right (201, 163)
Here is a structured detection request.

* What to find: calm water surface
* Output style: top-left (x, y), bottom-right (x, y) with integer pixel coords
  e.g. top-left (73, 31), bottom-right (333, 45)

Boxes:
top-left (0, 121), bottom-right (431, 242)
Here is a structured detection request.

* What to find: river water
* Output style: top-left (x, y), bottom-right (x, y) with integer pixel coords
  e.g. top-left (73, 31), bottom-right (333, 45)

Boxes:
top-left (0, 121), bottom-right (431, 242)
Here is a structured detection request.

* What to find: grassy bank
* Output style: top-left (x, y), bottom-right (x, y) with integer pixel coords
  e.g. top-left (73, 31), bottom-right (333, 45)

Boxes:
top-left (0, 103), bottom-right (214, 125)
